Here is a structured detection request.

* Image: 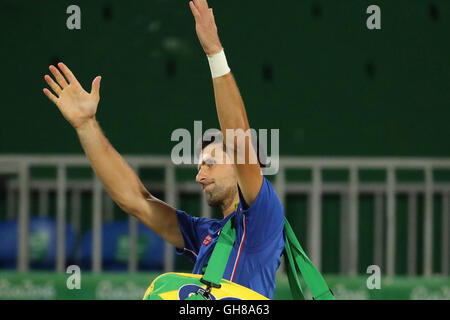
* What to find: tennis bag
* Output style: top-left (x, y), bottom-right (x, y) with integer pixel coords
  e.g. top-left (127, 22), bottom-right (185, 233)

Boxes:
top-left (143, 217), bottom-right (334, 300)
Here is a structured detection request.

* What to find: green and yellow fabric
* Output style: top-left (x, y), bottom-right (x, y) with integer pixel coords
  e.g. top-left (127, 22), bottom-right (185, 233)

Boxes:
top-left (143, 273), bottom-right (268, 300)
top-left (143, 217), bottom-right (334, 300)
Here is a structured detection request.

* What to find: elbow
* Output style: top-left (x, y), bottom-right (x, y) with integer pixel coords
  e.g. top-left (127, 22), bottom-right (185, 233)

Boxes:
top-left (117, 201), bottom-right (137, 217)
top-left (115, 190), bottom-right (152, 219)
top-left (115, 197), bottom-right (138, 217)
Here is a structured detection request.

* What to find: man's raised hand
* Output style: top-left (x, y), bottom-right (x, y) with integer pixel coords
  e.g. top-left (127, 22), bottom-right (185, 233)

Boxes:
top-left (43, 63), bottom-right (101, 130)
top-left (189, 0), bottom-right (223, 56)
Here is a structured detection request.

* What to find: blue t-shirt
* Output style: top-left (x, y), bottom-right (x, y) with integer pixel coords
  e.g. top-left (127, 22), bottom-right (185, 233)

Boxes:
top-left (175, 177), bottom-right (285, 299)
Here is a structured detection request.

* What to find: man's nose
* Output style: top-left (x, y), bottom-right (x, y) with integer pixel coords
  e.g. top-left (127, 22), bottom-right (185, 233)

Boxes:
top-left (196, 167), bottom-right (207, 184)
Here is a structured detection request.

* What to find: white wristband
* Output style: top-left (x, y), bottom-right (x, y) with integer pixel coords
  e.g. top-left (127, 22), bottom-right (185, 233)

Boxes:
top-left (207, 49), bottom-right (231, 79)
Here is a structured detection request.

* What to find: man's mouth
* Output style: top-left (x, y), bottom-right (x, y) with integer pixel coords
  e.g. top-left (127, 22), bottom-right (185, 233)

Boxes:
top-left (203, 182), bottom-right (214, 191)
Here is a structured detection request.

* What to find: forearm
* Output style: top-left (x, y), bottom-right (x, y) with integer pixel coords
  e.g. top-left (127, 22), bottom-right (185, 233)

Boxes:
top-left (212, 66), bottom-right (263, 204)
top-left (213, 73), bottom-right (250, 134)
top-left (190, 0), bottom-right (263, 204)
top-left (42, 62), bottom-right (183, 244)
top-left (76, 119), bottom-right (149, 213)
top-left (212, 71), bottom-right (258, 168)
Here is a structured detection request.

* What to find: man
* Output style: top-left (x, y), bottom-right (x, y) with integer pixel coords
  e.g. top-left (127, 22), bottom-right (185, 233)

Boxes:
top-left (42, 0), bottom-right (284, 299)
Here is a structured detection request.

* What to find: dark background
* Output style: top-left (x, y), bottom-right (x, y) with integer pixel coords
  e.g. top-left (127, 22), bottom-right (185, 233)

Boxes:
top-left (1, 0), bottom-right (449, 156)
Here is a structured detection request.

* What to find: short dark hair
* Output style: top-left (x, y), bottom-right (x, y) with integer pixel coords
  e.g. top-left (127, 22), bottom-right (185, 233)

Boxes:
top-left (196, 130), bottom-right (267, 168)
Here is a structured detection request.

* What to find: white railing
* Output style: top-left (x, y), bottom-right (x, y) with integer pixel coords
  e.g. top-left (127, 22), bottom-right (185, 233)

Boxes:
top-left (0, 155), bottom-right (449, 277)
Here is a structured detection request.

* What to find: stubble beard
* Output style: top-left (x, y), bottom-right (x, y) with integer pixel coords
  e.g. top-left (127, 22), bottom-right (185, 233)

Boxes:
top-left (204, 182), bottom-right (235, 209)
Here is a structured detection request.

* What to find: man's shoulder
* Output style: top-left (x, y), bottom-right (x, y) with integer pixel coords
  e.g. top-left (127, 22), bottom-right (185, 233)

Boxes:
top-left (176, 209), bottom-right (223, 227)
top-left (239, 176), bottom-right (283, 212)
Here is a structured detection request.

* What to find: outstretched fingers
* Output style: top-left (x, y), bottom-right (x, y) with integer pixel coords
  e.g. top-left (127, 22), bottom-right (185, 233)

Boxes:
top-left (189, 1), bottom-right (200, 18)
top-left (209, 8), bottom-right (215, 23)
top-left (49, 65), bottom-right (69, 89)
top-left (43, 88), bottom-right (58, 105)
top-left (194, 0), bottom-right (209, 11)
top-left (44, 75), bottom-right (62, 96)
top-left (58, 62), bottom-right (79, 86)
top-left (90, 76), bottom-right (102, 98)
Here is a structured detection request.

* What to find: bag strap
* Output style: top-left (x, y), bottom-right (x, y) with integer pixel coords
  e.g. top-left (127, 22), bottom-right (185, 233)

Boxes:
top-left (283, 217), bottom-right (335, 300)
top-left (201, 217), bottom-right (236, 288)
top-left (199, 213), bottom-right (334, 300)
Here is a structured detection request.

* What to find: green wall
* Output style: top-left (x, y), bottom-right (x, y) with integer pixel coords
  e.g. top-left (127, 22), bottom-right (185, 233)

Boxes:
top-left (1, 0), bottom-right (449, 156)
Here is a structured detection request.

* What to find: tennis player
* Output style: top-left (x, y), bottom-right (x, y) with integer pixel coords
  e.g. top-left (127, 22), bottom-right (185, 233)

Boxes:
top-left (42, 0), bottom-right (285, 299)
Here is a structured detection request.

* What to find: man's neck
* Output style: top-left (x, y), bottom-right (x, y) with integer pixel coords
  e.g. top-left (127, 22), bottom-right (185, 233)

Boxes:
top-left (222, 191), bottom-right (240, 218)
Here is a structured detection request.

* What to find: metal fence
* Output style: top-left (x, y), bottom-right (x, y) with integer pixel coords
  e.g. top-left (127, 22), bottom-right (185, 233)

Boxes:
top-left (0, 155), bottom-right (449, 277)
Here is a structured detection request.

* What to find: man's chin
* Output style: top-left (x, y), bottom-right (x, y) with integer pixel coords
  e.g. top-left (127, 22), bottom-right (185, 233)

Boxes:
top-left (206, 199), bottom-right (220, 208)
top-left (205, 193), bottom-right (221, 208)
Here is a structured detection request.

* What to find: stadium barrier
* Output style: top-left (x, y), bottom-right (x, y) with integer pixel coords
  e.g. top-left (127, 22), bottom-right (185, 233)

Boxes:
top-left (0, 155), bottom-right (449, 277)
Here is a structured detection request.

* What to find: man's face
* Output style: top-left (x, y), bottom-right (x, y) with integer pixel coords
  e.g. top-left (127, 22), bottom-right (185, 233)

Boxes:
top-left (196, 143), bottom-right (237, 207)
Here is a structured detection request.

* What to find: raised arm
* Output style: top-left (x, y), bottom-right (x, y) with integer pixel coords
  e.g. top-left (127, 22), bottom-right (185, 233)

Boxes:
top-left (43, 63), bottom-right (184, 248)
top-left (189, 0), bottom-right (263, 206)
